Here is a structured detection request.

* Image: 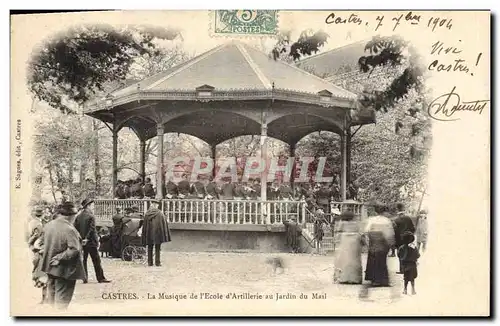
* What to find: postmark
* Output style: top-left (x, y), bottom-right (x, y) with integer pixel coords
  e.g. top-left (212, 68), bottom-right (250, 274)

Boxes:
top-left (211, 10), bottom-right (279, 37)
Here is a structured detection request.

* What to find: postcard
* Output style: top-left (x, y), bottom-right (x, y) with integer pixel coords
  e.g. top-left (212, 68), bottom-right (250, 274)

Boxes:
top-left (10, 10), bottom-right (490, 316)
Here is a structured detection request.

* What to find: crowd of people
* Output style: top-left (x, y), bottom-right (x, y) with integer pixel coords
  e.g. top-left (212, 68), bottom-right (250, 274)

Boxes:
top-left (113, 174), bottom-right (358, 207)
top-left (332, 202), bottom-right (428, 297)
top-left (26, 197), bottom-right (172, 309)
top-left (26, 181), bottom-right (427, 308)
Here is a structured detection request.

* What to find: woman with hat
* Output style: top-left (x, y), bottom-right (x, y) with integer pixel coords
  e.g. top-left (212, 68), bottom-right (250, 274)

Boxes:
top-left (334, 211), bottom-right (363, 284)
top-left (360, 203), bottom-right (396, 299)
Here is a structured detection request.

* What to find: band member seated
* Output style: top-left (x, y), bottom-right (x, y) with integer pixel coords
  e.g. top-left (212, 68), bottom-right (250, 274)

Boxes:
top-left (205, 176), bottom-right (220, 199)
top-left (191, 175), bottom-right (207, 199)
top-left (114, 180), bottom-right (128, 199)
top-left (177, 174), bottom-right (191, 199)
top-left (144, 177), bottom-right (156, 198)
top-left (279, 181), bottom-right (293, 200)
top-left (130, 178), bottom-right (144, 198)
top-left (165, 176), bottom-right (178, 199)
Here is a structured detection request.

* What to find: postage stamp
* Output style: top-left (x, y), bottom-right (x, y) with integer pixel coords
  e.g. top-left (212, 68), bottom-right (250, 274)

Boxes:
top-left (212, 10), bottom-right (279, 36)
top-left (10, 10), bottom-right (490, 317)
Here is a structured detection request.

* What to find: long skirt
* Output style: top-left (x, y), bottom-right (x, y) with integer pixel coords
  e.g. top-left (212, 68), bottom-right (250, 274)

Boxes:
top-left (364, 231), bottom-right (390, 286)
top-left (110, 227), bottom-right (122, 258)
top-left (335, 232), bottom-right (362, 284)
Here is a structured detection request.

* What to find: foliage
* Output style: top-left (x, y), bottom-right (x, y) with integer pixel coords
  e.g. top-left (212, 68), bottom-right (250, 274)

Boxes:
top-left (271, 29), bottom-right (329, 62)
top-left (358, 35), bottom-right (425, 117)
top-left (28, 24), bottom-right (181, 113)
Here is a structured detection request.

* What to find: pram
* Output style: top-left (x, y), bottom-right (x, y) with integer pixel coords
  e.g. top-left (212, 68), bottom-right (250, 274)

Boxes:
top-left (121, 218), bottom-right (147, 264)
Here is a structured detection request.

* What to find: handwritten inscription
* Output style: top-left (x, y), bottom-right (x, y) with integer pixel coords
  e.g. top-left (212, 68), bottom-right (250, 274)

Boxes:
top-left (325, 13), bottom-right (363, 26)
top-left (428, 40), bottom-right (483, 76)
top-left (325, 11), bottom-right (452, 33)
top-left (427, 86), bottom-right (489, 121)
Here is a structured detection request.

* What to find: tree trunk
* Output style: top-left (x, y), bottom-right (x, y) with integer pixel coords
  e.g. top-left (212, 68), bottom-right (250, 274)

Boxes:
top-left (47, 164), bottom-right (57, 203)
top-left (68, 156), bottom-right (74, 201)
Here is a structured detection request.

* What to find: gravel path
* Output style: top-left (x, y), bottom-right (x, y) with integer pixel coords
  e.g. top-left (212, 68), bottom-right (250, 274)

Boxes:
top-left (15, 249), bottom-right (442, 316)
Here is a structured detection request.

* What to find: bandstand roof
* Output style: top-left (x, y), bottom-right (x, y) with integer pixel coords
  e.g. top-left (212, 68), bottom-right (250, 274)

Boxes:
top-left (85, 41), bottom-right (374, 145)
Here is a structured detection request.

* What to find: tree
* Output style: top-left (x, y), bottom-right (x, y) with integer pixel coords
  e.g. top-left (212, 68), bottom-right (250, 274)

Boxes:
top-left (28, 24), bottom-right (182, 113)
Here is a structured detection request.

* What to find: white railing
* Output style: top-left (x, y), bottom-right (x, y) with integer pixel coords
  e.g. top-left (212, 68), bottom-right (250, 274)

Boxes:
top-left (93, 198), bottom-right (367, 228)
top-left (94, 198), bottom-right (307, 225)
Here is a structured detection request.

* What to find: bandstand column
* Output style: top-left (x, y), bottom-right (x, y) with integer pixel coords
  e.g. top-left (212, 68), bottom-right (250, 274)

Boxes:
top-left (289, 143), bottom-right (296, 189)
top-left (346, 129), bottom-right (352, 195)
top-left (211, 144), bottom-right (217, 178)
top-left (340, 130), bottom-right (347, 202)
top-left (260, 113), bottom-right (268, 204)
top-left (139, 139), bottom-right (146, 182)
top-left (112, 126), bottom-right (118, 197)
top-left (156, 124), bottom-right (164, 199)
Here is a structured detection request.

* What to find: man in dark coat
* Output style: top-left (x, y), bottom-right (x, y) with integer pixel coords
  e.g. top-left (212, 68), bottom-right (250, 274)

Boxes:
top-left (142, 199), bottom-right (172, 266)
top-left (393, 202), bottom-right (416, 273)
top-left (283, 216), bottom-right (302, 253)
top-left (41, 201), bottom-right (86, 309)
top-left (73, 198), bottom-right (111, 283)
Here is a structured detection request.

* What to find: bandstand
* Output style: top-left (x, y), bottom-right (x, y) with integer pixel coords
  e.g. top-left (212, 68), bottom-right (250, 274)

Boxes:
top-left (84, 41), bottom-right (375, 253)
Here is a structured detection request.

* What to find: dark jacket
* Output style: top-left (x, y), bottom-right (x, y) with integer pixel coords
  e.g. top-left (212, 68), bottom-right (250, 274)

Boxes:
top-left (394, 214), bottom-right (416, 246)
top-left (144, 182), bottom-right (156, 198)
top-left (73, 208), bottom-right (99, 248)
top-left (177, 180), bottom-right (190, 195)
top-left (205, 182), bottom-right (219, 198)
top-left (166, 181), bottom-right (178, 197)
top-left (191, 181), bottom-right (206, 198)
top-left (141, 207), bottom-right (172, 245)
top-left (41, 218), bottom-right (85, 280)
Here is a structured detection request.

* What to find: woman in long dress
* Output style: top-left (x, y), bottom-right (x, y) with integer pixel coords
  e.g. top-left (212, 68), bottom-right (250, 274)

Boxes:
top-left (334, 211), bottom-right (363, 284)
top-left (362, 204), bottom-right (395, 287)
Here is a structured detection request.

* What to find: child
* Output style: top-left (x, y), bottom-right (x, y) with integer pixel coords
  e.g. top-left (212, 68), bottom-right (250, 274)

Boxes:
top-left (313, 209), bottom-right (325, 251)
top-left (398, 231), bottom-right (420, 295)
top-left (98, 227), bottom-right (112, 258)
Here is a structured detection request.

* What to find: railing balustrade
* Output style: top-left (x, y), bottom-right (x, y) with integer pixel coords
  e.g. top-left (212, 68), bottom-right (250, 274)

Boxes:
top-left (93, 198), bottom-right (367, 228)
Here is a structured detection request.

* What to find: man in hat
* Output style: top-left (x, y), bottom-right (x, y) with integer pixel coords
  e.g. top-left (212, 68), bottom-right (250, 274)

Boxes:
top-left (142, 199), bottom-right (172, 266)
top-left (283, 216), bottom-right (302, 253)
top-left (73, 198), bottom-right (111, 283)
top-left (41, 201), bottom-right (85, 309)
